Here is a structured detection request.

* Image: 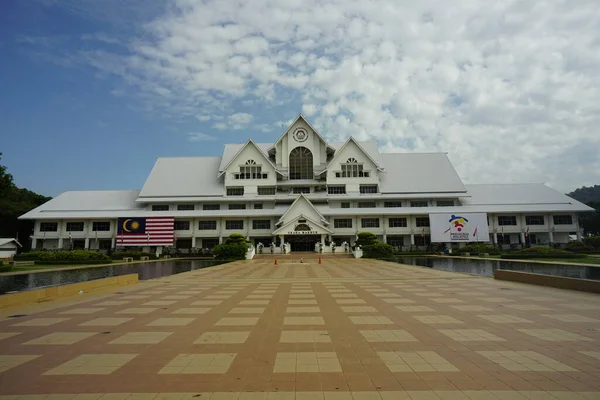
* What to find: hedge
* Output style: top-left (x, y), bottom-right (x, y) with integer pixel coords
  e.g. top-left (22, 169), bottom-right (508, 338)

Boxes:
top-left (34, 260), bottom-right (111, 265)
top-left (454, 244), bottom-right (501, 255)
top-left (14, 250), bottom-right (111, 262)
top-left (212, 243), bottom-right (248, 260)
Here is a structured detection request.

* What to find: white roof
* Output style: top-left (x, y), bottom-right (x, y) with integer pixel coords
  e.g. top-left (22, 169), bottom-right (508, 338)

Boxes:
top-left (328, 140), bottom-right (383, 167)
top-left (462, 184), bottom-right (593, 212)
top-left (0, 238), bottom-right (21, 247)
top-left (19, 190), bottom-right (142, 220)
top-left (139, 157), bottom-right (223, 198)
top-left (219, 143), bottom-right (271, 171)
top-left (378, 153), bottom-right (467, 194)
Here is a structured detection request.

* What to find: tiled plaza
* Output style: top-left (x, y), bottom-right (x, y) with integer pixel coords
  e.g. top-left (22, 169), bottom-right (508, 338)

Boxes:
top-left (1, 258), bottom-right (600, 399)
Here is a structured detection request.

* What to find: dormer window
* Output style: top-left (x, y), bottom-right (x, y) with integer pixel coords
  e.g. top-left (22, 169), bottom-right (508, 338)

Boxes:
top-left (234, 159), bottom-right (268, 179)
top-left (338, 158), bottom-right (370, 178)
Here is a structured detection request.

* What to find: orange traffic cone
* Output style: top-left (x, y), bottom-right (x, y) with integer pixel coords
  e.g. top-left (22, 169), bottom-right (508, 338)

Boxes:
top-left (318, 257), bottom-right (322, 264)
top-left (274, 259), bottom-right (278, 265)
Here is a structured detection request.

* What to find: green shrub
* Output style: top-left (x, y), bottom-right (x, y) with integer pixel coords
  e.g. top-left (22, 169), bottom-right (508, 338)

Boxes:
top-left (513, 246), bottom-right (568, 254)
top-left (362, 243), bottom-right (394, 259)
top-left (0, 265), bottom-right (12, 273)
top-left (454, 244), bottom-right (501, 255)
top-left (15, 250), bottom-right (111, 262)
top-left (212, 243), bottom-right (248, 260)
top-left (565, 241), bottom-right (594, 252)
top-left (501, 253), bottom-right (585, 259)
top-left (224, 233), bottom-right (250, 245)
top-left (34, 260), bottom-right (110, 265)
top-left (583, 236), bottom-right (600, 249)
top-left (355, 232), bottom-right (378, 247)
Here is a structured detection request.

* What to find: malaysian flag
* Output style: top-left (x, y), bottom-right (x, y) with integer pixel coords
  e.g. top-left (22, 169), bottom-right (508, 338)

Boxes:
top-left (116, 217), bottom-right (174, 246)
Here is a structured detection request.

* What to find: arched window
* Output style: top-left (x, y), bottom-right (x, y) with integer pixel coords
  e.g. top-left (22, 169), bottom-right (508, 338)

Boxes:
top-left (295, 223), bottom-right (312, 231)
top-left (235, 159), bottom-right (265, 179)
top-left (341, 158), bottom-right (366, 177)
top-left (289, 147), bottom-right (313, 180)
top-left (246, 160), bottom-right (256, 165)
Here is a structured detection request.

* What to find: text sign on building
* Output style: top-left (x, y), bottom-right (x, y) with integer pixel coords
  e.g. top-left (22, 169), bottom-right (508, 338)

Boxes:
top-left (287, 230), bottom-right (319, 235)
top-left (429, 213), bottom-right (489, 243)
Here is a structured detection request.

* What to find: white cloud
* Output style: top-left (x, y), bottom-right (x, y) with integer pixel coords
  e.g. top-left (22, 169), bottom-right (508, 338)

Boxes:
top-left (187, 132), bottom-right (216, 141)
top-left (228, 113), bottom-right (253, 126)
top-left (51, 0), bottom-right (600, 191)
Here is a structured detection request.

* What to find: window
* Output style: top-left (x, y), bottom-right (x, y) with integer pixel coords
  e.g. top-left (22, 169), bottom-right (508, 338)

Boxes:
top-left (358, 201), bottom-right (376, 208)
top-left (497, 234), bottom-right (511, 245)
top-left (341, 158), bottom-right (364, 178)
top-left (40, 222), bottom-right (58, 232)
top-left (334, 219), bottom-right (352, 228)
top-left (203, 204), bottom-right (220, 210)
top-left (415, 217), bottom-right (430, 227)
top-left (328, 185), bottom-right (346, 194)
top-left (252, 220), bottom-right (271, 230)
top-left (177, 204), bottom-right (195, 211)
top-left (227, 187), bottom-right (244, 196)
top-left (525, 216), bottom-right (545, 225)
top-left (152, 205), bottom-right (169, 211)
top-left (289, 146), bottom-right (313, 179)
top-left (553, 215), bottom-right (573, 225)
top-left (66, 222), bottom-right (84, 231)
top-left (198, 221), bottom-right (217, 230)
top-left (92, 222), bottom-right (110, 232)
top-left (257, 187), bottom-right (276, 195)
top-left (234, 159), bottom-right (267, 179)
top-left (174, 221), bottom-right (190, 231)
top-left (498, 216), bottom-right (517, 226)
top-left (361, 218), bottom-right (380, 228)
top-left (226, 220), bottom-right (244, 230)
top-left (254, 204), bottom-right (263, 210)
top-left (437, 200), bottom-right (454, 207)
top-left (359, 184), bottom-right (378, 194)
top-left (384, 201), bottom-right (402, 208)
top-left (410, 201), bottom-right (428, 207)
top-left (389, 218), bottom-right (407, 228)
top-left (341, 202), bottom-right (350, 208)
top-left (293, 187), bottom-right (310, 194)
top-left (229, 204), bottom-right (246, 210)
top-left (295, 223), bottom-right (311, 231)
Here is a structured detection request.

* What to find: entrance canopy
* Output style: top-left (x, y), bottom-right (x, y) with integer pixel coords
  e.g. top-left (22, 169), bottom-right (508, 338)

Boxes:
top-left (272, 214), bottom-right (333, 236)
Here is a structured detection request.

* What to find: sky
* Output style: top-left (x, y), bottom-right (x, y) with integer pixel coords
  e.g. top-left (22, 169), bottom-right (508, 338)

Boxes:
top-left (1, 0), bottom-right (600, 197)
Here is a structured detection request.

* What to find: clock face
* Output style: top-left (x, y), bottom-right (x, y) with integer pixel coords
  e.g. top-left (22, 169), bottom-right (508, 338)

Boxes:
top-left (293, 128), bottom-right (308, 142)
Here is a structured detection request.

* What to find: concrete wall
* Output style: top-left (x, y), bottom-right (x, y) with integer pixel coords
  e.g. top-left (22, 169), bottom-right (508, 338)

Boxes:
top-left (494, 269), bottom-right (600, 294)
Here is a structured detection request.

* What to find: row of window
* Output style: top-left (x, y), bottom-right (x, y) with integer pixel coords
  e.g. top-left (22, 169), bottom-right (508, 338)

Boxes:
top-left (40, 222), bottom-right (111, 232)
top-left (152, 199), bottom-right (453, 210)
top-left (152, 203), bottom-right (265, 211)
top-left (176, 220), bottom-right (272, 231)
top-left (497, 215), bottom-right (573, 226)
top-left (333, 217), bottom-right (430, 229)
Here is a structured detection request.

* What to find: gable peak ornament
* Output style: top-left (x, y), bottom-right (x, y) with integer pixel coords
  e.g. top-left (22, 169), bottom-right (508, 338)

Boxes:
top-left (293, 128), bottom-right (308, 142)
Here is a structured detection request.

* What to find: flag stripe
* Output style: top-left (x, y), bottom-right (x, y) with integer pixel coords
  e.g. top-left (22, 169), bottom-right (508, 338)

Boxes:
top-left (117, 217), bottom-right (174, 246)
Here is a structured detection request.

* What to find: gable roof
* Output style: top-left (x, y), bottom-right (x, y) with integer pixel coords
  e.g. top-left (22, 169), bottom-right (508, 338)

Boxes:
top-left (269, 114), bottom-right (333, 151)
top-left (378, 153), bottom-right (467, 194)
top-left (277, 194), bottom-right (328, 225)
top-left (0, 238), bottom-right (21, 247)
top-left (139, 157), bottom-right (223, 197)
top-left (322, 137), bottom-right (383, 172)
top-left (272, 214), bottom-right (333, 235)
top-left (217, 139), bottom-right (278, 177)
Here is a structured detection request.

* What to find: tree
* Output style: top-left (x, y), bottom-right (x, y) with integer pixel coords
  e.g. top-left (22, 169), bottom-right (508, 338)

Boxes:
top-left (354, 232), bottom-right (378, 247)
top-left (0, 153), bottom-right (51, 251)
top-left (224, 233), bottom-right (250, 245)
top-left (568, 185), bottom-right (600, 236)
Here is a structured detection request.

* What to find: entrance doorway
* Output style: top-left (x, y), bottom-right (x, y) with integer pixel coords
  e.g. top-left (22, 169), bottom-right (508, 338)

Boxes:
top-left (286, 235), bottom-right (320, 252)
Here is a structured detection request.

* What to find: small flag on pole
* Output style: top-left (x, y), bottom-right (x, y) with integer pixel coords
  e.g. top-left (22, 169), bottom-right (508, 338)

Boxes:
top-left (421, 228), bottom-right (425, 237)
top-left (525, 227), bottom-right (529, 237)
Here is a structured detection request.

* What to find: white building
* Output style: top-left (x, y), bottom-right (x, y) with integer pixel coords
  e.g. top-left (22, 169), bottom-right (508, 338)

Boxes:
top-left (19, 115), bottom-right (593, 253)
top-left (0, 238), bottom-right (22, 258)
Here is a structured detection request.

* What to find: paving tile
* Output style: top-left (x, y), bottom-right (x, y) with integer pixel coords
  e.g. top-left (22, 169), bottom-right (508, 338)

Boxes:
top-left (413, 315), bottom-right (464, 325)
top-left (95, 300), bottom-right (130, 306)
top-left (159, 353), bottom-right (237, 374)
top-left (541, 314), bottom-right (600, 323)
top-left (194, 332), bottom-right (251, 344)
top-left (24, 332), bottom-right (97, 345)
top-left (0, 332), bottom-right (21, 341)
top-left (477, 351), bottom-right (578, 372)
top-left (517, 329), bottom-right (593, 341)
top-left (172, 307), bottom-right (210, 314)
top-left (349, 316), bottom-right (394, 325)
top-left (340, 306), bottom-right (378, 313)
top-left (396, 306), bottom-right (435, 312)
top-left (384, 299), bottom-right (416, 304)
top-left (230, 307), bottom-right (265, 314)
top-left (143, 301), bottom-right (177, 306)
top-left (109, 332), bottom-right (173, 344)
top-left (240, 300), bottom-right (270, 305)
top-left (80, 318), bottom-right (132, 326)
top-left (438, 329), bottom-right (506, 342)
top-left (44, 354), bottom-right (137, 375)
top-left (283, 316), bottom-right (325, 325)
top-left (116, 308), bottom-right (159, 315)
top-left (280, 330), bottom-right (331, 343)
top-left (13, 318), bottom-right (70, 326)
top-left (288, 300), bottom-right (318, 305)
top-left (285, 307), bottom-right (321, 313)
top-left (0, 355), bottom-right (40, 373)
top-left (274, 352), bottom-right (342, 373)
top-left (360, 330), bottom-right (418, 342)
top-left (216, 317), bottom-right (260, 326)
top-left (191, 300), bottom-right (222, 306)
top-left (147, 318), bottom-right (195, 326)
top-left (378, 351), bottom-right (459, 372)
top-left (477, 315), bottom-right (532, 324)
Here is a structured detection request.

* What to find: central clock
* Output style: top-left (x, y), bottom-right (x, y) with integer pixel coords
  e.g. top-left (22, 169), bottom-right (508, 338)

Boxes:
top-left (293, 128), bottom-right (308, 142)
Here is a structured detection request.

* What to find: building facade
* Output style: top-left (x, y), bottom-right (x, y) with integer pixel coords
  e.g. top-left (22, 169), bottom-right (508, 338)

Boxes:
top-left (20, 115), bottom-right (593, 253)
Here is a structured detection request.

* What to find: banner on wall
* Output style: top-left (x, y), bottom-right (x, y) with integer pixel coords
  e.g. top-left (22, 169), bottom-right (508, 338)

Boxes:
top-left (429, 213), bottom-right (489, 243)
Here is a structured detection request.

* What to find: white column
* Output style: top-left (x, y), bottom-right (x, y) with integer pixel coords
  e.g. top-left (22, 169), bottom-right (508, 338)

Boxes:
top-left (111, 237), bottom-right (116, 248)
top-left (31, 237), bottom-right (37, 250)
top-left (493, 232), bottom-right (498, 245)
top-left (84, 237), bottom-right (90, 249)
top-left (575, 217), bottom-right (582, 240)
top-left (58, 237), bottom-right (64, 249)
top-left (383, 233), bottom-right (387, 244)
top-left (191, 237), bottom-right (196, 247)
top-left (520, 232), bottom-right (525, 246)
top-left (410, 234), bottom-right (415, 245)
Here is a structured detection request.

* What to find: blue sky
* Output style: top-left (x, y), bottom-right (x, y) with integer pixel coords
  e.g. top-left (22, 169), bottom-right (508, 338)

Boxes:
top-left (2, 0), bottom-right (599, 197)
